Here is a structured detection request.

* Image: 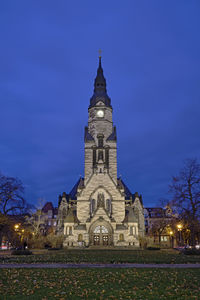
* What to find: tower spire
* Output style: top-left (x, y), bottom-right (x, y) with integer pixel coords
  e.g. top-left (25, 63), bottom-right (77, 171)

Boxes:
top-left (89, 52), bottom-right (112, 108)
top-left (94, 50), bottom-right (106, 93)
top-left (98, 49), bottom-right (102, 68)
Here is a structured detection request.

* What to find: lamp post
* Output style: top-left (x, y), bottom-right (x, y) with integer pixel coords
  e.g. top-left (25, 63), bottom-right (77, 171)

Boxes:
top-left (177, 224), bottom-right (183, 246)
top-left (169, 231), bottom-right (173, 248)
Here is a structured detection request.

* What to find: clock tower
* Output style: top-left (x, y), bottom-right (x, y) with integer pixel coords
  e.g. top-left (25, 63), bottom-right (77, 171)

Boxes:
top-left (58, 55), bottom-right (145, 248)
top-left (84, 55), bottom-right (117, 184)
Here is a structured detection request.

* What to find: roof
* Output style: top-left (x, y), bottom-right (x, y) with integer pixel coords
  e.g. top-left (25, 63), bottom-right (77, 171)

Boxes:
top-left (107, 126), bottom-right (117, 141)
top-left (89, 57), bottom-right (112, 109)
top-left (124, 207), bottom-right (138, 223)
top-left (42, 202), bottom-right (54, 213)
top-left (85, 127), bottom-right (94, 142)
top-left (145, 207), bottom-right (167, 218)
top-left (69, 177), bottom-right (84, 200)
top-left (117, 178), bottom-right (132, 200)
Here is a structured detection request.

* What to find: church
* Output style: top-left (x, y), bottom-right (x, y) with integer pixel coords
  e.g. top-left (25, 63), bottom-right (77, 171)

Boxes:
top-left (57, 56), bottom-right (145, 247)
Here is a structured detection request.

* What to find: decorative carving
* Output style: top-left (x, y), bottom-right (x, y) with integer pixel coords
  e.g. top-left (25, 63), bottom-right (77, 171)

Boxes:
top-left (97, 193), bottom-right (105, 208)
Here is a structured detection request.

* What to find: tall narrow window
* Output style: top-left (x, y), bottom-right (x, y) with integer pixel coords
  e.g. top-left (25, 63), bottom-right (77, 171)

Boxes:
top-left (93, 149), bottom-right (96, 167)
top-left (69, 226), bottom-right (72, 235)
top-left (98, 150), bottom-right (103, 161)
top-left (90, 199), bottom-right (95, 214)
top-left (119, 234), bottom-right (124, 241)
top-left (130, 226), bottom-right (133, 235)
top-left (106, 199), bottom-right (112, 214)
top-left (98, 135), bottom-right (104, 147)
top-left (105, 148), bottom-right (109, 167)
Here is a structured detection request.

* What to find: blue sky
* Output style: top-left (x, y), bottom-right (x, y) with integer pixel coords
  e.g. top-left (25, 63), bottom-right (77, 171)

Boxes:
top-left (0, 0), bottom-right (200, 207)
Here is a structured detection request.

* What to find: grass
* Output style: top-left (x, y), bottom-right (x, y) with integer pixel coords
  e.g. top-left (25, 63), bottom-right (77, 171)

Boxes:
top-left (1, 249), bottom-right (200, 264)
top-left (0, 268), bottom-right (200, 299)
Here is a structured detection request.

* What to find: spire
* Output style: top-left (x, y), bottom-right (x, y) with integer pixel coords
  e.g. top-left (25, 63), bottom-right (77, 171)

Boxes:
top-left (89, 52), bottom-right (112, 108)
top-left (94, 51), bottom-right (107, 93)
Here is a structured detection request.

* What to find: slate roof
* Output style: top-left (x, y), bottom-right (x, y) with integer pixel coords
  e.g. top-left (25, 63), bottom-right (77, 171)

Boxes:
top-left (84, 127), bottom-right (94, 142)
top-left (145, 207), bottom-right (170, 218)
top-left (124, 207), bottom-right (138, 223)
top-left (89, 93), bottom-right (112, 108)
top-left (69, 177), bottom-right (84, 200)
top-left (117, 178), bottom-right (132, 200)
top-left (89, 57), bottom-right (112, 109)
top-left (42, 202), bottom-right (54, 213)
top-left (107, 126), bottom-right (117, 141)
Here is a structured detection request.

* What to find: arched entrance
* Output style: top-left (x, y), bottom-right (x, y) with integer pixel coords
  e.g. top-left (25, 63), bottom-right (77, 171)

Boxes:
top-left (90, 222), bottom-right (113, 246)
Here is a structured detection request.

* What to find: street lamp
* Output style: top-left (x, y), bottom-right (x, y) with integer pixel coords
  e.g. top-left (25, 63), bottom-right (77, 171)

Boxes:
top-left (169, 231), bottom-right (173, 248)
top-left (177, 224), bottom-right (183, 246)
top-left (14, 224), bottom-right (19, 231)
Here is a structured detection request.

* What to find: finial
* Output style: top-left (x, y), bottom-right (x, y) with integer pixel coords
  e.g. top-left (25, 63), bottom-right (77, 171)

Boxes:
top-left (98, 49), bottom-right (102, 58)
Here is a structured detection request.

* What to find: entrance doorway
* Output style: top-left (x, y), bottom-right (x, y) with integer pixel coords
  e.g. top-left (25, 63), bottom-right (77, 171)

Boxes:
top-left (92, 225), bottom-right (110, 246)
top-left (94, 235), bottom-right (100, 245)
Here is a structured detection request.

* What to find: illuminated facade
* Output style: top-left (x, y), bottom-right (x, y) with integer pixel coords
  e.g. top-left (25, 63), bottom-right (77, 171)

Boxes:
top-left (57, 57), bottom-right (145, 247)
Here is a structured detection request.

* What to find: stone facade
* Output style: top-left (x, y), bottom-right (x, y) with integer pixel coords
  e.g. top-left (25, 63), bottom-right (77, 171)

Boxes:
top-left (57, 57), bottom-right (145, 247)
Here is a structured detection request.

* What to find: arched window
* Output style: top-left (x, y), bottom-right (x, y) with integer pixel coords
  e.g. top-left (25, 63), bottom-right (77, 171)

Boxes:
top-left (106, 199), bottom-right (112, 214)
top-left (98, 136), bottom-right (104, 148)
top-left (69, 226), bottom-right (72, 235)
top-left (90, 199), bottom-right (95, 214)
top-left (98, 150), bottom-right (103, 161)
top-left (119, 234), bottom-right (124, 241)
top-left (78, 234), bottom-right (83, 242)
top-left (130, 226), bottom-right (133, 235)
top-left (93, 225), bottom-right (108, 234)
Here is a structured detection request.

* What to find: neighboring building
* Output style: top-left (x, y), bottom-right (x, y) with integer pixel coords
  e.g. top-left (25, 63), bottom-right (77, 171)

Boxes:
top-left (30, 202), bottom-right (58, 235)
top-left (144, 207), bottom-right (176, 248)
top-left (41, 202), bottom-right (58, 233)
top-left (57, 56), bottom-right (145, 247)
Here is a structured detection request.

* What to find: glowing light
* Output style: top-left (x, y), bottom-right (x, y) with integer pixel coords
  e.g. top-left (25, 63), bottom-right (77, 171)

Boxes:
top-left (177, 224), bottom-right (182, 230)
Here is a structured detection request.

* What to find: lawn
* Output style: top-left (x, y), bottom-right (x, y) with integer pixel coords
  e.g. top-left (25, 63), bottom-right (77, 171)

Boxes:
top-left (0, 268), bottom-right (200, 299)
top-left (0, 249), bottom-right (200, 264)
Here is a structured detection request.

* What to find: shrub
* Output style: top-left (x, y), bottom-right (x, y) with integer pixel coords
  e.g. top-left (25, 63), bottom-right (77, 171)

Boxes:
top-left (147, 246), bottom-right (160, 250)
top-left (46, 233), bottom-right (64, 249)
top-left (11, 249), bottom-right (32, 255)
top-left (182, 248), bottom-right (200, 255)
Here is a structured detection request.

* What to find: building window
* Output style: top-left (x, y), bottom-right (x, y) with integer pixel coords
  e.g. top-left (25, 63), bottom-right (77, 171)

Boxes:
top-left (98, 136), bottom-right (104, 148)
top-left (130, 226), bottom-right (133, 235)
top-left (69, 226), bottom-right (72, 235)
top-left (90, 199), bottom-right (95, 214)
top-left (98, 150), bottom-right (103, 161)
top-left (78, 234), bottom-right (83, 242)
top-left (119, 234), bottom-right (124, 241)
top-left (106, 199), bottom-right (112, 214)
top-left (105, 148), bottom-right (109, 167)
top-left (93, 149), bottom-right (96, 167)
top-left (161, 236), bottom-right (168, 242)
top-left (93, 225), bottom-right (108, 234)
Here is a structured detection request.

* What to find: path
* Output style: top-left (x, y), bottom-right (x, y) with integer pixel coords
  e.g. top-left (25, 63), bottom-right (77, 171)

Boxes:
top-left (0, 263), bottom-right (200, 269)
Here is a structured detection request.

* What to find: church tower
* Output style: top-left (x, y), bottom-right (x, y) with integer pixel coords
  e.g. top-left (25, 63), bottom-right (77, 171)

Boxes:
top-left (84, 55), bottom-right (117, 184)
top-left (58, 55), bottom-right (145, 247)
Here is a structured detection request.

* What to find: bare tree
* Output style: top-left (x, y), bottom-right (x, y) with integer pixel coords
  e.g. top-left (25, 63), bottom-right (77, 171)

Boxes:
top-left (169, 158), bottom-right (200, 246)
top-left (0, 172), bottom-right (31, 215)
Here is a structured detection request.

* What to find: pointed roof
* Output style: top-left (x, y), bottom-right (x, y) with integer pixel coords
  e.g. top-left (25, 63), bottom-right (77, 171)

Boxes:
top-left (107, 126), bottom-right (117, 141)
top-left (89, 56), bottom-right (112, 108)
top-left (42, 202), bottom-right (54, 213)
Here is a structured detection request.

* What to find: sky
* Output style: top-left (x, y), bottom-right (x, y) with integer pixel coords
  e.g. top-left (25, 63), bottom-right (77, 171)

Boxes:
top-left (0, 0), bottom-right (200, 208)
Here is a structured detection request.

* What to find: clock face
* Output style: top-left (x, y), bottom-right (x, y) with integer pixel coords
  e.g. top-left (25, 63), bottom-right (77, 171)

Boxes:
top-left (96, 110), bottom-right (104, 118)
